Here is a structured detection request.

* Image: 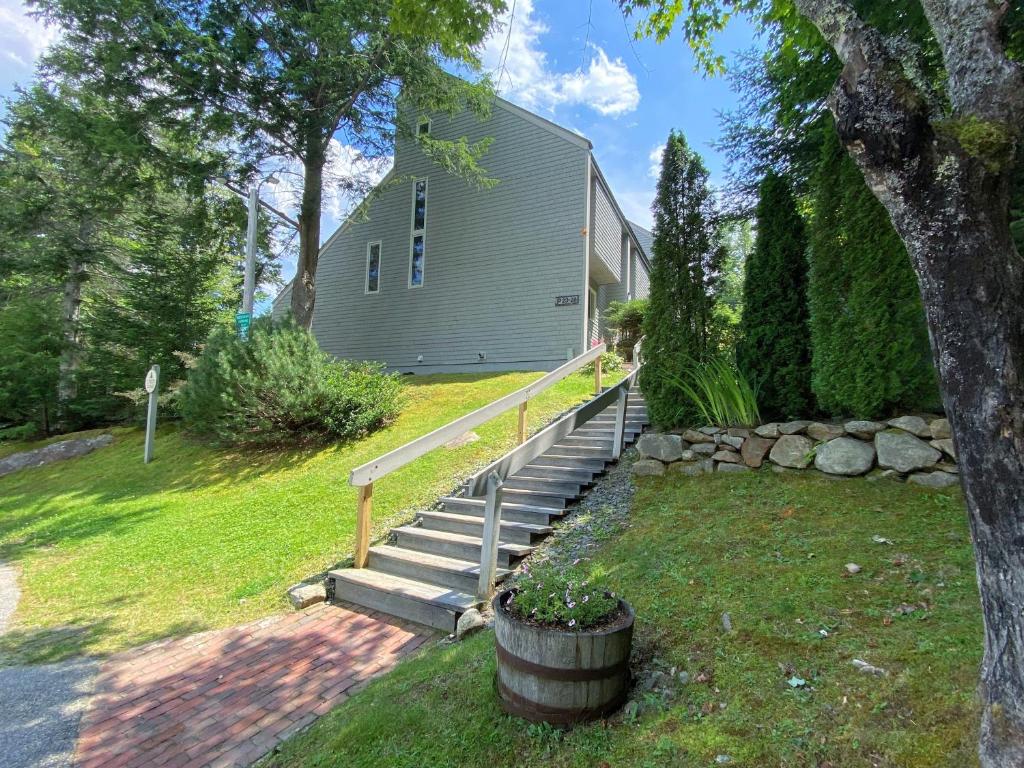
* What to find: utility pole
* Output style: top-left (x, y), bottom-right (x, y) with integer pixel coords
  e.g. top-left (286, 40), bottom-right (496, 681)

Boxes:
top-left (243, 185), bottom-right (259, 318)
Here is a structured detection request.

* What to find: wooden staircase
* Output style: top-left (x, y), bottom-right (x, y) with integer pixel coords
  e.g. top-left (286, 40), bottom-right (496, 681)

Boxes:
top-left (329, 385), bottom-right (649, 633)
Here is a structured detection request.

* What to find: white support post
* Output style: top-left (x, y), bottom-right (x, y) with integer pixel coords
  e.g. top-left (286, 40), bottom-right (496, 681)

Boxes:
top-left (477, 471), bottom-right (504, 601)
top-left (612, 385), bottom-right (630, 460)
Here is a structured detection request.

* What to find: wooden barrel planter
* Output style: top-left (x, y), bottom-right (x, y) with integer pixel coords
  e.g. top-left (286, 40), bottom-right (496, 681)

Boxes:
top-left (492, 589), bottom-right (634, 725)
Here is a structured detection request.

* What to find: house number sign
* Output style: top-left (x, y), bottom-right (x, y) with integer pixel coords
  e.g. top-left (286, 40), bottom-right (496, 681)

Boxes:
top-left (555, 294), bottom-right (580, 306)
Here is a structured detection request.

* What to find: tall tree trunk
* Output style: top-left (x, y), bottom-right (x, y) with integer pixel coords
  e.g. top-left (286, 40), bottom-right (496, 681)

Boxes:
top-left (57, 252), bottom-right (85, 430)
top-left (789, 1), bottom-right (1024, 763)
top-left (290, 145), bottom-right (325, 330)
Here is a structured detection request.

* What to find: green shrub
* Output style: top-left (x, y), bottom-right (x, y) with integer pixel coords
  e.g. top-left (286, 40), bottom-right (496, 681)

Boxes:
top-left (653, 356), bottom-right (760, 428)
top-left (505, 561), bottom-right (620, 631)
top-left (179, 317), bottom-right (401, 446)
top-left (605, 299), bottom-right (648, 360)
top-left (581, 350), bottom-right (625, 376)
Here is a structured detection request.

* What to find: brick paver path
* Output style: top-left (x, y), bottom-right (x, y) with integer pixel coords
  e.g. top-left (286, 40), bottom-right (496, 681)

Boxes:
top-left (75, 603), bottom-right (433, 768)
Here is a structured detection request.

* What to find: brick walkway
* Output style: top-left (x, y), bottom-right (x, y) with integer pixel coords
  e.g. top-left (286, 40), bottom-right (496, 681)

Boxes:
top-left (75, 603), bottom-right (433, 768)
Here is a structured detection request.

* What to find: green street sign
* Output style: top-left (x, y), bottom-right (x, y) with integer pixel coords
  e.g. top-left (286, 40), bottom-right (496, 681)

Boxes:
top-left (235, 312), bottom-right (252, 341)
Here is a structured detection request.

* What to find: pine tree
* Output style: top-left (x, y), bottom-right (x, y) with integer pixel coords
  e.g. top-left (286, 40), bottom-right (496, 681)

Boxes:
top-left (736, 172), bottom-right (813, 419)
top-left (807, 128), bottom-right (937, 417)
top-left (640, 130), bottom-right (724, 427)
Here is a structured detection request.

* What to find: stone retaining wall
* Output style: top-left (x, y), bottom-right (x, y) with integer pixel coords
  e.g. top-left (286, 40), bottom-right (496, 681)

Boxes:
top-left (632, 416), bottom-right (958, 488)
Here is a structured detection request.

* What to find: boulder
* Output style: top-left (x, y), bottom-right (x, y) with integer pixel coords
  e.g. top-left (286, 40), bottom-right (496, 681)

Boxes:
top-left (682, 429), bottom-right (715, 444)
top-left (720, 434), bottom-right (744, 450)
top-left (712, 450), bottom-right (741, 464)
top-left (814, 437), bottom-right (876, 476)
top-left (887, 415), bottom-right (932, 437)
top-left (779, 420), bottom-right (812, 436)
top-left (727, 427), bottom-right (751, 439)
top-left (287, 582), bottom-right (326, 610)
top-left (631, 459), bottom-right (666, 477)
top-left (691, 443), bottom-right (717, 456)
top-left (717, 463), bottom-right (750, 473)
top-left (669, 459), bottom-right (714, 476)
top-left (806, 422), bottom-right (845, 442)
top-left (755, 423), bottom-right (781, 439)
top-left (456, 608), bottom-right (487, 638)
top-left (678, 449), bottom-right (697, 462)
top-left (769, 434), bottom-right (815, 469)
top-left (936, 461), bottom-right (959, 474)
top-left (930, 438), bottom-right (957, 460)
top-left (875, 430), bottom-right (941, 473)
top-left (741, 436), bottom-right (775, 468)
top-left (929, 418), bottom-right (951, 440)
top-left (0, 433), bottom-right (114, 478)
top-left (636, 434), bottom-right (685, 463)
top-left (908, 471), bottom-right (960, 489)
top-left (698, 426), bottom-right (722, 436)
top-left (844, 420), bottom-right (886, 440)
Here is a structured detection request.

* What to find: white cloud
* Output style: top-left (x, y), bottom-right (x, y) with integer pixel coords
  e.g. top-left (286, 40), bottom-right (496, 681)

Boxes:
top-left (482, 0), bottom-right (639, 117)
top-left (648, 143), bottom-right (665, 179)
top-left (0, 0), bottom-right (58, 72)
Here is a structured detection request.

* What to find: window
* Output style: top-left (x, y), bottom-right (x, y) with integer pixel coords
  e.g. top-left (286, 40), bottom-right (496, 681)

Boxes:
top-left (417, 118), bottom-right (431, 136)
top-left (365, 241), bottom-right (381, 294)
top-left (409, 179), bottom-right (427, 287)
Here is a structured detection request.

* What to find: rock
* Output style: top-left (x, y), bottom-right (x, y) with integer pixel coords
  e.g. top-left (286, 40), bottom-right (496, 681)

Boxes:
top-left (444, 431), bottom-right (480, 449)
top-left (727, 427), bottom-right (751, 439)
top-left (845, 563), bottom-right (862, 574)
top-left (875, 430), bottom-right (941, 473)
top-left (936, 461), bottom-right (959, 474)
top-left (456, 608), bottom-right (487, 638)
top-left (631, 459), bottom-right (666, 477)
top-left (287, 582), bottom-right (326, 609)
top-left (866, 468), bottom-right (901, 482)
top-left (720, 434), bottom-right (744, 450)
top-left (852, 659), bottom-right (888, 677)
top-left (636, 433), bottom-right (685, 462)
top-left (887, 415), bottom-right (932, 437)
top-left (717, 463), bottom-right (750, 473)
top-left (769, 434), bottom-right (815, 469)
top-left (712, 450), bottom-right (741, 463)
top-left (682, 429), bottom-right (715, 444)
top-left (678, 449), bottom-right (697, 462)
top-left (930, 418), bottom-right (951, 439)
top-left (908, 471), bottom-right (960, 489)
top-left (844, 420), bottom-right (886, 440)
top-left (930, 438), bottom-right (957, 460)
top-left (779, 420), bottom-right (812, 435)
top-left (0, 433), bottom-right (114, 478)
top-left (755, 423), bottom-right (781, 439)
top-left (741, 436), bottom-right (775, 468)
top-left (814, 437), bottom-right (876, 476)
top-left (698, 426), bottom-right (722, 436)
top-left (721, 612), bottom-right (732, 632)
top-left (669, 459), bottom-right (714, 476)
top-left (691, 443), bottom-right (717, 456)
top-left (806, 422), bottom-right (845, 442)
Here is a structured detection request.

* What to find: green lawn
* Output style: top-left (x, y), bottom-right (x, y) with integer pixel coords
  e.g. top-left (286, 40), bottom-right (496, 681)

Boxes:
top-left (263, 470), bottom-right (981, 768)
top-left (0, 370), bottom-right (614, 663)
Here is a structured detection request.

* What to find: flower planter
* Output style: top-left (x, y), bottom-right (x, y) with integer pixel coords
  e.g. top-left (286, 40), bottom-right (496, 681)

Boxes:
top-left (492, 589), bottom-right (634, 725)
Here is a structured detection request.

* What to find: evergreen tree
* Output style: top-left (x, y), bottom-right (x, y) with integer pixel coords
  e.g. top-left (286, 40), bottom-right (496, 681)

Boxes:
top-left (807, 128), bottom-right (937, 418)
top-left (736, 172), bottom-right (812, 419)
top-left (640, 130), bottom-right (723, 427)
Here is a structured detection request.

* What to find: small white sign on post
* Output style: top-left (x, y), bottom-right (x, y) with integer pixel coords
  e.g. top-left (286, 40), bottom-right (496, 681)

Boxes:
top-left (144, 364), bottom-right (160, 464)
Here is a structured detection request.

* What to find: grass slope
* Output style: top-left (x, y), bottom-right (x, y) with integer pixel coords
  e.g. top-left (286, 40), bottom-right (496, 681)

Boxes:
top-left (0, 370), bottom-right (611, 663)
top-left (264, 471), bottom-right (980, 768)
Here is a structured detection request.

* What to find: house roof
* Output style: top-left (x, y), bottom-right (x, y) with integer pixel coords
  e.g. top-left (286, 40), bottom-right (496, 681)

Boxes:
top-left (627, 221), bottom-right (654, 262)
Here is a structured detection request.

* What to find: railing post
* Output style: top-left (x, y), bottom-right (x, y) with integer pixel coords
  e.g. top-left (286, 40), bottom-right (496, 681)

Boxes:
top-left (477, 471), bottom-right (504, 600)
top-left (517, 401), bottom-right (528, 444)
top-left (594, 353), bottom-right (602, 395)
top-left (354, 482), bottom-right (373, 568)
top-left (612, 385), bottom-right (630, 460)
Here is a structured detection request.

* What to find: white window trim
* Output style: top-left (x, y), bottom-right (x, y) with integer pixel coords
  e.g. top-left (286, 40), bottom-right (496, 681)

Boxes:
top-left (408, 178), bottom-right (427, 289)
top-left (417, 117), bottom-right (431, 136)
top-left (364, 240), bottom-right (382, 295)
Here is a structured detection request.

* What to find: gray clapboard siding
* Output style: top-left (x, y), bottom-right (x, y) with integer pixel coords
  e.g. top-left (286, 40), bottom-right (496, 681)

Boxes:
top-left (308, 101), bottom-right (589, 372)
top-left (589, 178), bottom-right (622, 285)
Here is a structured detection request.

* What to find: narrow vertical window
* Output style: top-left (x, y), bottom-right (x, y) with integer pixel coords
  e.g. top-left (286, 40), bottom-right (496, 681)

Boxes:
top-left (365, 241), bottom-right (381, 294)
top-left (409, 179), bottom-right (427, 288)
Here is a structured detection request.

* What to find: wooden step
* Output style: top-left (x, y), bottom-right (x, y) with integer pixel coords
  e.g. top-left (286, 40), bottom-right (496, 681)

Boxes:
top-left (330, 569), bottom-right (478, 633)
top-left (366, 545), bottom-right (510, 594)
top-left (528, 455), bottom-right (607, 471)
top-left (510, 465), bottom-right (597, 483)
top-left (502, 476), bottom-right (584, 495)
top-left (417, 510), bottom-right (552, 545)
top-left (440, 496), bottom-right (565, 525)
top-left (558, 435), bottom-right (615, 449)
top-left (392, 526), bottom-right (533, 567)
top-left (499, 487), bottom-right (575, 509)
top-left (545, 444), bottom-right (614, 460)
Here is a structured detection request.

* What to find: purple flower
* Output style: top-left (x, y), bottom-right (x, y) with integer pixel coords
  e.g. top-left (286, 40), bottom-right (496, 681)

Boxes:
top-left (567, 601), bottom-right (576, 609)
top-left (582, 595), bottom-right (589, 603)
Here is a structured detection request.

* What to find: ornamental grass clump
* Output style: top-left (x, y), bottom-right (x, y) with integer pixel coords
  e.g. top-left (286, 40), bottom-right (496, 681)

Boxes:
top-left (505, 561), bottom-right (619, 630)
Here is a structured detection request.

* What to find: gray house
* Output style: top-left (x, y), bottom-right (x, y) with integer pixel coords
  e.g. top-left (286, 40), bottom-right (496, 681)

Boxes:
top-left (273, 96), bottom-right (652, 373)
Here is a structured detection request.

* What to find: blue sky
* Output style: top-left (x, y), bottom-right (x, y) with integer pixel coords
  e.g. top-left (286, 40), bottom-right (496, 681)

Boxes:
top-left (1, 0), bottom-right (759, 281)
